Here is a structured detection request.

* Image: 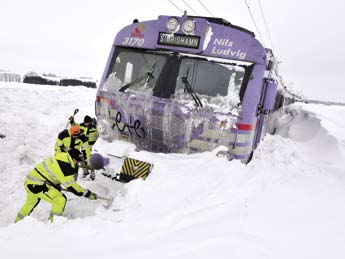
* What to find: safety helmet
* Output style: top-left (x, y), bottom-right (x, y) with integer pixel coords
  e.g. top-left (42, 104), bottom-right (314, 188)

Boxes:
top-left (70, 125), bottom-right (81, 136)
top-left (90, 153), bottom-right (110, 170)
top-left (84, 115), bottom-right (93, 124)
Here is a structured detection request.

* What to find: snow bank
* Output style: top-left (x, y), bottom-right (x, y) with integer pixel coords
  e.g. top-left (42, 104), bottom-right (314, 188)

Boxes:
top-left (1, 82), bottom-right (345, 259)
top-left (273, 102), bottom-right (344, 164)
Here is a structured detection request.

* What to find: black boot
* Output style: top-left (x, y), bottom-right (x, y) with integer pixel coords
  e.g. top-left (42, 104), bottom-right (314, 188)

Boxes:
top-left (90, 170), bottom-right (95, 181)
top-left (82, 168), bottom-right (89, 178)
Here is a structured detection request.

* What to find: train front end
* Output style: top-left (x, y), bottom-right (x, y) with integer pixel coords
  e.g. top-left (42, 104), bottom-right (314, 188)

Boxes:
top-left (95, 14), bottom-right (267, 161)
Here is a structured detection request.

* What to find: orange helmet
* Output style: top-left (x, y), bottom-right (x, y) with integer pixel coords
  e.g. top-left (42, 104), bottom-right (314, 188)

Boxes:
top-left (70, 125), bottom-right (81, 136)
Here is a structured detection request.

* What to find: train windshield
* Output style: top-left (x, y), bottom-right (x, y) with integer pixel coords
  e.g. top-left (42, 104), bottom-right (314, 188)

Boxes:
top-left (179, 58), bottom-right (244, 95)
top-left (174, 57), bottom-right (245, 110)
top-left (103, 51), bottom-right (166, 96)
top-left (103, 49), bottom-right (246, 109)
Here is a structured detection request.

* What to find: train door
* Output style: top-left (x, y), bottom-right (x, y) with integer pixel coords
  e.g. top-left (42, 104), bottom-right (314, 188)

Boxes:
top-left (253, 79), bottom-right (278, 149)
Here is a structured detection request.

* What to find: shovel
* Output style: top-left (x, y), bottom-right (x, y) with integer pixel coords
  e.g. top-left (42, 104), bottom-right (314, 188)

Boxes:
top-left (62, 188), bottom-right (113, 209)
top-left (65, 108), bottom-right (79, 128)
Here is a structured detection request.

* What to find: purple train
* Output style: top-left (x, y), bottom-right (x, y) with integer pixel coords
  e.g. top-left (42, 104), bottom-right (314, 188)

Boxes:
top-left (95, 14), bottom-right (289, 163)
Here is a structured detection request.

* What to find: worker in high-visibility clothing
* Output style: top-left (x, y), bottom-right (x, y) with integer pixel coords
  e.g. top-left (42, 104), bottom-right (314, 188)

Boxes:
top-left (79, 115), bottom-right (99, 180)
top-left (54, 125), bottom-right (89, 158)
top-left (68, 115), bottom-right (99, 180)
top-left (54, 125), bottom-right (89, 179)
top-left (15, 149), bottom-right (110, 223)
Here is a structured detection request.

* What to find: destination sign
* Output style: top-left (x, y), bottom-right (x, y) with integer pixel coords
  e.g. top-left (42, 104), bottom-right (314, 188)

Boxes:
top-left (158, 32), bottom-right (200, 49)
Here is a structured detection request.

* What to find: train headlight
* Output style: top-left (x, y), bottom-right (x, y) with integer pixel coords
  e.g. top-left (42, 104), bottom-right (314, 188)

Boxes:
top-left (182, 19), bottom-right (195, 34)
top-left (166, 17), bottom-right (179, 33)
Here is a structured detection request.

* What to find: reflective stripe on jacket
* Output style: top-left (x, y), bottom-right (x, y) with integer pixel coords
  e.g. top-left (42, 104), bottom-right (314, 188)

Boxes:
top-left (25, 152), bottom-right (88, 196)
top-left (79, 123), bottom-right (98, 146)
top-left (54, 129), bottom-right (90, 159)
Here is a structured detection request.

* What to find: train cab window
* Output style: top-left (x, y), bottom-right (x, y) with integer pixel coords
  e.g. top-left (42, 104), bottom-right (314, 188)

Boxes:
top-left (103, 51), bottom-right (166, 95)
top-left (174, 58), bottom-right (244, 107)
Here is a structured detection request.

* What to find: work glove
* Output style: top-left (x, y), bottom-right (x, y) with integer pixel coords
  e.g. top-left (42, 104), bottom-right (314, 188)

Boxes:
top-left (87, 191), bottom-right (98, 200)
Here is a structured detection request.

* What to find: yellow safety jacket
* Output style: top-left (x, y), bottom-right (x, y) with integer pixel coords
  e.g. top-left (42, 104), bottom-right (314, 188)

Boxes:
top-left (79, 123), bottom-right (98, 146)
top-left (54, 128), bottom-right (90, 160)
top-left (25, 152), bottom-right (91, 197)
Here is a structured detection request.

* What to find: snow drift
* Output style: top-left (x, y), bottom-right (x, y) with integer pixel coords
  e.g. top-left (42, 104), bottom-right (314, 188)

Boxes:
top-left (0, 82), bottom-right (345, 259)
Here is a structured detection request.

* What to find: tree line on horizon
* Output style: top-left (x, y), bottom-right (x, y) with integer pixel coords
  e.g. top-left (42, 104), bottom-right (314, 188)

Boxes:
top-left (23, 74), bottom-right (97, 88)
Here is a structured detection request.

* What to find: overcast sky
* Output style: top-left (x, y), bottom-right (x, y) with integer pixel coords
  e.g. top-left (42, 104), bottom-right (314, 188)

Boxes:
top-left (1, 0), bottom-right (345, 101)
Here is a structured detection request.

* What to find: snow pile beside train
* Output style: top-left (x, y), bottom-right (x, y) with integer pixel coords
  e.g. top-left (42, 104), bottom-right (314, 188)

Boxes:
top-left (1, 81), bottom-right (345, 259)
top-left (271, 102), bottom-right (345, 164)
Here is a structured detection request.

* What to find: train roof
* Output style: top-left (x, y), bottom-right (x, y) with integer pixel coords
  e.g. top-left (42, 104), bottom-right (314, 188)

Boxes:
top-left (188, 15), bottom-right (256, 38)
top-left (113, 15), bottom-right (266, 65)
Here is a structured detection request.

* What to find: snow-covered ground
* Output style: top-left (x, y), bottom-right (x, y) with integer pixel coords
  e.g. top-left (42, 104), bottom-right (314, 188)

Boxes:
top-left (1, 82), bottom-right (345, 259)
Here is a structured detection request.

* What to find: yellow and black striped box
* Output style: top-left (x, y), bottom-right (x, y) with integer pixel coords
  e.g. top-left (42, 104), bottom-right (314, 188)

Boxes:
top-left (116, 158), bottom-right (153, 183)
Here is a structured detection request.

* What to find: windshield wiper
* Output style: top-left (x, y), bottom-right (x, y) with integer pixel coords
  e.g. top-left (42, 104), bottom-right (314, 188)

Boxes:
top-left (181, 69), bottom-right (203, 108)
top-left (119, 64), bottom-right (156, 93)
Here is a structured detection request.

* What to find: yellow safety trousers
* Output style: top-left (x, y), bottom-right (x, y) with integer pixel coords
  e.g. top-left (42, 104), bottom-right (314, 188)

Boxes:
top-left (15, 184), bottom-right (66, 223)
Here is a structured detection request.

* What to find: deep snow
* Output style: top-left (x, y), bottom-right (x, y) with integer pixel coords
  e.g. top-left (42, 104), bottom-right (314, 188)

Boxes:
top-left (0, 82), bottom-right (345, 259)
